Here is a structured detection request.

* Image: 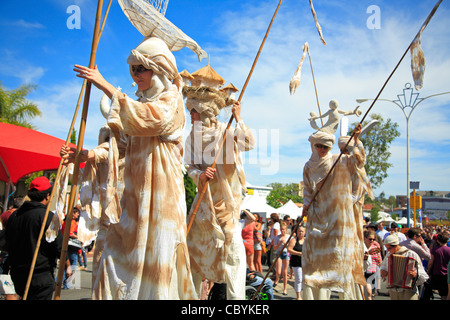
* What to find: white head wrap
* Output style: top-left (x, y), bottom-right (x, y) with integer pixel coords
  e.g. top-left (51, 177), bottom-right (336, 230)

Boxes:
top-left (305, 131), bottom-right (335, 189)
top-left (127, 36), bottom-right (183, 98)
top-left (309, 131), bottom-right (335, 151)
top-left (338, 135), bottom-right (355, 153)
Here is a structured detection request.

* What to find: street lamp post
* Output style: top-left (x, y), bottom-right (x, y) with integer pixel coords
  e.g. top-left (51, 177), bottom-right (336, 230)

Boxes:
top-left (357, 83), bottom-right (450, 228)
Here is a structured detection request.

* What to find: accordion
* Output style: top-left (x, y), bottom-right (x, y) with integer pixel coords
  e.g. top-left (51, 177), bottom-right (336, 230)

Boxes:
top-left (387, 254), bottom-right (418, 289)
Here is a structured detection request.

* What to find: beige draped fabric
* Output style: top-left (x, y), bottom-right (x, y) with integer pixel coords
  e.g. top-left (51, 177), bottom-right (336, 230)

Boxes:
top-left (289, 42), bottom-right (309, 95)
top-left (118, 0), bottom-right (207, 61)
top-left (185, 121), bottom-right (255, 299)
top-left (410, 0), bottom-right (443, 90)
top-left (302, 132), bottom-right (367, 299)
top-left (46, 162), bottom-right (72, 243)
top-left (410, 34), bottom-right (426, 91)
top-left (91, 81), bottom-right (197, 299)
top-left (338, 136), bottom-right (374, 295)
top-left (77, 126), bottom-right (127, 288)
top-left (309, 0), bottom-right (327, 45)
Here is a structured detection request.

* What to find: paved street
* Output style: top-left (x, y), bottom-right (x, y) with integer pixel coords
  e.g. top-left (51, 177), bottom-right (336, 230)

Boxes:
top-left (58, 254), bottom-right (394, 301)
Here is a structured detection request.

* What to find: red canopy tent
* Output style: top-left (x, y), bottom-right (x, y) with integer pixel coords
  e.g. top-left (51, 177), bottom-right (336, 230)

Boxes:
top-left (0, 122), bottom-right (78, 185)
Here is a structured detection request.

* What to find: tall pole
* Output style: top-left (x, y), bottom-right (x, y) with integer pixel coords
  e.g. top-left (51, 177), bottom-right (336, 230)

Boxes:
top-left (357, 83), bottom-right (450, 228)
top-left (53, 0), bottom-right (104, 300)
top-left (406, 113), bottom-right (411, 227)
top-left (412, 189), bottom-right (416, 227)
top-left (22, 0), bottom-right (113, 300)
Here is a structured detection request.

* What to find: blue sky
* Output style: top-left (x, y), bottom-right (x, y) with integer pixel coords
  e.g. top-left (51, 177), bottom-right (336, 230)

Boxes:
top-left (1, 0), bottom-right (449, 198)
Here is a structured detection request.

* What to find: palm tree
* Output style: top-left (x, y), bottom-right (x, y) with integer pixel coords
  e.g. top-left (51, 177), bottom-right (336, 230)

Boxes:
top-left (0, 82), bottom-right (42, 129)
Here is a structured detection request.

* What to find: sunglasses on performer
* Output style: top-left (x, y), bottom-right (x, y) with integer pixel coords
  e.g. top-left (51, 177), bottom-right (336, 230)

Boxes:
top-left (132, 65), bottom-right (148, 75)
top-left (315, 144), bottom-right (329, 150)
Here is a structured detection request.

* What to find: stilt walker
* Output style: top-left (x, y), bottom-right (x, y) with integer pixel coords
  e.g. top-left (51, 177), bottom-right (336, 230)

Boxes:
top-left (66, 0), bottom-right (207, 300)
top-left (183, 67), bottom-right (256, 299)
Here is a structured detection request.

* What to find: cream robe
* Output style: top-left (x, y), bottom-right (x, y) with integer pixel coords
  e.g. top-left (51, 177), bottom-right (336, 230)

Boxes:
top-left (80, 129), bottom-right (127, 289)
top-left (348, 141), bottom-right (374, 292)
top-left (92, 86), bottom-right (197, 300)
top-left (185, 121), bottom-right (255, 299)
top-left (302, 140), bottom-right (367, 299)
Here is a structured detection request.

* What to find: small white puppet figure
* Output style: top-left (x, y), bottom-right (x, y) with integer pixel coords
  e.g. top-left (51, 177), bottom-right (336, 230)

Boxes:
top-left (308, 99), bottom-right (362, 134)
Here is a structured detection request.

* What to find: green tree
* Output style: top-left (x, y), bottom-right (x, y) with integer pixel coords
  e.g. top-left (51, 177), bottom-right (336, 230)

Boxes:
top-left (184, 171), bottom-right (197, 213)
top-left (24, 171), bottom-right (56, 189)
top-left (70, 128), bottom-right (77, 144)
top-left (370, 210), bottom-right (380, 224)
top-left (0, 82), bottom-right (41, 129)
top-left (266, 182), bottom-right (303, 209)
top-left (351, 113), bottom-right (400, 189)
top-left (385, 195), bottom-right (397, 210)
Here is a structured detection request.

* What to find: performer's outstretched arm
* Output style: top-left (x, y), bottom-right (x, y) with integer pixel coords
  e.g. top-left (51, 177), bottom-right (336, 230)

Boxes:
top-left (74, 64), bottom-right (118, 99)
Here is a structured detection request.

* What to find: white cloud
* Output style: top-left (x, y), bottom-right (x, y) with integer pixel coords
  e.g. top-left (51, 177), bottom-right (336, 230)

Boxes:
top-left (30, 80), bottom-right (106, 149)
top-left (2, 19), bottom-right (45, 29)
top-left (0, 51), bottom-right (46, 84)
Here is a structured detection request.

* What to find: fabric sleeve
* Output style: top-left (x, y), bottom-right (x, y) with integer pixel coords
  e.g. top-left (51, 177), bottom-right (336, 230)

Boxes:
top-left (414, 252), bottom-right (429, 286)
top-left (108, 88), bottom-right (183, 137)
top-left (234, 120), bottom-right (256, 152)
top-left (186, 164), bottom-right (203, 186)
top-left (414, 242), bottom-right (432, 261)
top-left (347, 140), bottom-right (366, 175)
top-left (92, 142), bottom-right (109, 163)
top-left (302, 165), bottom-right (313, 207)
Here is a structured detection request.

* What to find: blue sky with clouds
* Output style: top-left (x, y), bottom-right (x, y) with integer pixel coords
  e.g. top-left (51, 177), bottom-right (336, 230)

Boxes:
top-left (1, 0), bottom-right (449, 198)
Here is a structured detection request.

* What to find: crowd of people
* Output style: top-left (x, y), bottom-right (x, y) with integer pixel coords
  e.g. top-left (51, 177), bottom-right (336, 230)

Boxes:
top-left (247, 212), bottom-right (450, 301)
top-left (0, 179), bottom-right (93, 299)
top-left (2, 188), bottom-right (449, 301)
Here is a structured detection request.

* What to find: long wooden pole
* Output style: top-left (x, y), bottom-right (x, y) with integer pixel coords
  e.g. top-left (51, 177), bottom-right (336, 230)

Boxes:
top-left (307, 46), bottom-right (323, 127)
top-left (252, 0), bottom-right (443, 299)
top-left (186, 0), bottom-right (284, 235)
top-left (53, 0), bottom-right (105, 300)
top-left (22, 0), bottom-right (113, 300)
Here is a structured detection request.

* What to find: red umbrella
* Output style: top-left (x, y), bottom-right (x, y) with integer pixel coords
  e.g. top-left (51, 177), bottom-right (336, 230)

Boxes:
top-left (0, 122), bottom-right (78, 184)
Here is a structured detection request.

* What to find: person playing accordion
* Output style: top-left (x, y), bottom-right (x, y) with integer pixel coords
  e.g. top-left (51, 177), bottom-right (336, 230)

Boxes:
top-left (380, 234), bottom-right (428, 300)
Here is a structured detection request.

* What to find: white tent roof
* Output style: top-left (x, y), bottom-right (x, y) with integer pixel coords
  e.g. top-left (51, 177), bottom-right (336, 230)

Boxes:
top-left (276, 200), bottom-right (303, 219)
top-left (375, 211), bottom-right (395, 223)
top-left (377, 215), bottom-right (395, 224)
top-left (240, 196), bottom-right (277, 219)
top-left (397, 217), bottom-right (408, 225)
